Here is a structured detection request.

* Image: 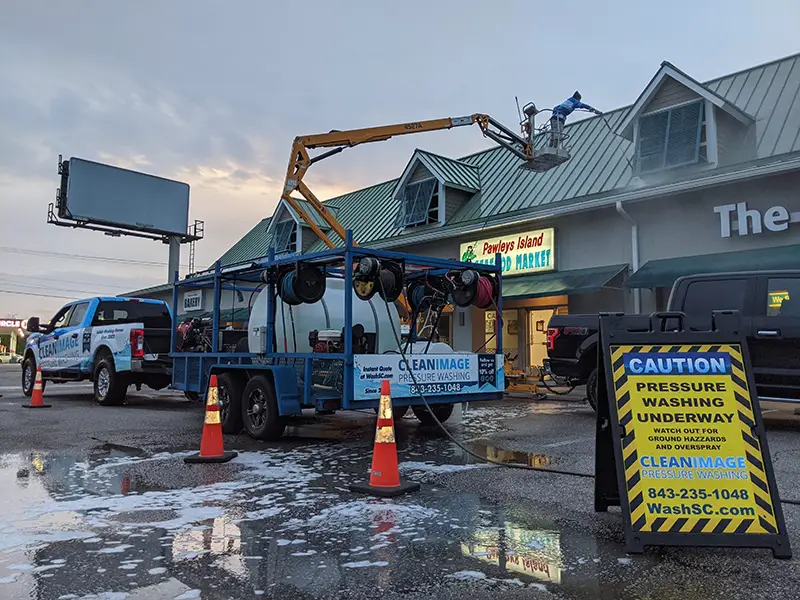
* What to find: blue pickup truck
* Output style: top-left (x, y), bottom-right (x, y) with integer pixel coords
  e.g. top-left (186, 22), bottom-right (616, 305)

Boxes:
top-left (22, 297), bottom-right (173, 405)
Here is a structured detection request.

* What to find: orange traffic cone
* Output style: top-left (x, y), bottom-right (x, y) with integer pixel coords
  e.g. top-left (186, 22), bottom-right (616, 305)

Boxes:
top-left (22, 366), bottom-right (51, 409)
top-left (350, 380), bottom-right (420, 498)
top-left (184, 375), bottom-right (238, 464)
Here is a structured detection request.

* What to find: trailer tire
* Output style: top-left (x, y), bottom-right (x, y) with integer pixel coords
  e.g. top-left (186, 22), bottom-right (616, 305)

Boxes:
top-left (93, 356), bottom-right (128, 406)
top-left (373, 405), bottom-right (409, 420)
top-left (586, 367), bottom-right (598, 412)
top-left (217, 373), bottom-right (244, 434)
top-left (412, 404), bottom-right (453, 426)
top-left (241, 375), bottom-right (285, 441)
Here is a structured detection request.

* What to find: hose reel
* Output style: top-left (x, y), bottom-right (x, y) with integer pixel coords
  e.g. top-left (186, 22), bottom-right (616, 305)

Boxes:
top-left (278, 263), bottom-right (326, 305)
top-left (353, 256), bottom-right (404, 303)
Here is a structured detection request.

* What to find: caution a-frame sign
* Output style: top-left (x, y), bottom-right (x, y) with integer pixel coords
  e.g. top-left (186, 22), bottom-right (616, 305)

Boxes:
top-left (594, 311), bottom-right (791, 558)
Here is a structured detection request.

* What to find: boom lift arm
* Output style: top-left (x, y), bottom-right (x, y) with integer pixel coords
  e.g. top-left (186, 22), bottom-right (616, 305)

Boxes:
top-left (281, 113), bottom-right (532, 249)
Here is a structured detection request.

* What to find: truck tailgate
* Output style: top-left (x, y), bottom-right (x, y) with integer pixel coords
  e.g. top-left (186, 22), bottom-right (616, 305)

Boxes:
top-left (144, 327), bottom-right (172, 355)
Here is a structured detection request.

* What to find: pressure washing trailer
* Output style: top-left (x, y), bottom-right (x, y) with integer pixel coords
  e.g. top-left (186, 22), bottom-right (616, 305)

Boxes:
top-left (169, 231), bottom-right (505, 441)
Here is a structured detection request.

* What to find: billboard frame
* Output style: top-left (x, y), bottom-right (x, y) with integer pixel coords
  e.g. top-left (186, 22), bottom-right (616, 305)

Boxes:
top-left (49, 155), bottom-right (204, 244)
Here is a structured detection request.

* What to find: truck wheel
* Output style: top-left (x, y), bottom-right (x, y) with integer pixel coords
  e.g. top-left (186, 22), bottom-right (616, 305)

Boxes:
top-left (184, 391), bottom-right (201, 402)
top-left (241, 375), bottom-right (285, 441)
top-left (586, 367), bottom-right (598, 411)
top-left (21, 357), bottom-right (43, 397)
top-left (373, 405), bottom-right (409, 420)
top-left (412, 404), bottom-right (453, 426)
top-left (217, 373), bottom-right (244, 434)
top-left (94, 356), bottom-right (128, 406)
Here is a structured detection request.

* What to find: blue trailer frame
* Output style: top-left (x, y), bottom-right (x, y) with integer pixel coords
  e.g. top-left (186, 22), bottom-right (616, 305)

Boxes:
top-left (169, 230), bottom-right (504, 416)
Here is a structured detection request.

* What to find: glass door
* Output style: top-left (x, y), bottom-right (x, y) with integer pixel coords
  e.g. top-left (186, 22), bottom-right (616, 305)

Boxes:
top-left (528, 308), bottom-right (555, 371)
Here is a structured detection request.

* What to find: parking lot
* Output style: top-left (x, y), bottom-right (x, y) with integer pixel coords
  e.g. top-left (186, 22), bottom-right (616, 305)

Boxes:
top-left (2, 363), bottom-right (800, 600)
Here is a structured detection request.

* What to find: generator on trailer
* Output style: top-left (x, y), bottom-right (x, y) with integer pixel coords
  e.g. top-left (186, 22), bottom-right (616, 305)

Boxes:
top-left (169, 231), bottom-right (506, 441)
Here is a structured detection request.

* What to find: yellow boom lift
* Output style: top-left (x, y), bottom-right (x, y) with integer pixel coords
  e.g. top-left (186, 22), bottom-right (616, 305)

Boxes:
top-left (278, 107), bottom-right (562, 398)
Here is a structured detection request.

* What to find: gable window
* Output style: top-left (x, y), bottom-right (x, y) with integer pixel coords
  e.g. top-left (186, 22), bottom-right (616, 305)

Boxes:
top-left (394, 178), bottom-right (439, 228)
top-left (636, 100), bottom-right (705, 173)
top-left (272, 219), bottom-right (298, 254)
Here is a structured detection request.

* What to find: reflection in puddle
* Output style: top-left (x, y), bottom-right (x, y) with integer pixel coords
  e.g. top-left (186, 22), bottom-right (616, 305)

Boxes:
top-left (462, 523), bottom-right (562, 584)
top-left (469, 441), bottom-right (552, 469)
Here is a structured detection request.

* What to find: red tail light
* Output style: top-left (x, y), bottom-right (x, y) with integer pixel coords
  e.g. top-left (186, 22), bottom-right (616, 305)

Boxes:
top-left (546, 327), bottom-right (560, 352)
top-left (130, 329), bottom-right (145, 358)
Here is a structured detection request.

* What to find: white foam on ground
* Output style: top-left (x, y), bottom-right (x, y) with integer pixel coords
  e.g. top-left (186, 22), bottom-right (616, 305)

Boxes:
top-left (90, 544), bottom-right (134, 555)
top-left (448, 570), bottom-right (488, 581)
top-left (303, 500), bottom-right (439, 533)
top-left (147, 567), bottom-right (167, 575)
top-left (341, 561), bottom-right (389, 568)
top-left (0, 448), bottom-right (325, 554)
top-left (399, 461), bottom-right (491, 474)
top-left (0, 572), bottom-right (21, 583)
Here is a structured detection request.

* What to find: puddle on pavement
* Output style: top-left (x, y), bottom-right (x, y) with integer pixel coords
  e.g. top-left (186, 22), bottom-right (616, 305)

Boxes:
top-left (0, 441), bottom-right (646, 600)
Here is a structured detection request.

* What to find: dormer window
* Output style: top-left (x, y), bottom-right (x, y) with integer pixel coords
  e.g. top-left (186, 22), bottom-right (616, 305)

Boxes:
top-left (636, 100), bottom-right (706, 173)
top-left (394, 178), bottom-right (439, 228)
top-left (272, 219), bottom-right (298, 254)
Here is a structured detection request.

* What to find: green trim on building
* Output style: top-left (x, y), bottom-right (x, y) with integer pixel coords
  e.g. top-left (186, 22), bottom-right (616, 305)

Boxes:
top-left (625, 245), bottom-right (800, 289)
top-left (503, 264), bottom-right (628, 299)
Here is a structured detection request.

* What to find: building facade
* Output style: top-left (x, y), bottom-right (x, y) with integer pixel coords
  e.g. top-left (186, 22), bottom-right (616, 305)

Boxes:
top-left (127, 53), bottom-right (800, 373)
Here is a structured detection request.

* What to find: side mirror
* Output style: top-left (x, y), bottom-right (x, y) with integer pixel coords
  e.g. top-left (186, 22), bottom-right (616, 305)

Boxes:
top-left (26, 317), bottom-right (40, 333)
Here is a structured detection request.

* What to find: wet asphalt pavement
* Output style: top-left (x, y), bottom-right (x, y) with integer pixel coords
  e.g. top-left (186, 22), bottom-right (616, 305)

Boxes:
top-left (3, 364), bottom-right (800, 599)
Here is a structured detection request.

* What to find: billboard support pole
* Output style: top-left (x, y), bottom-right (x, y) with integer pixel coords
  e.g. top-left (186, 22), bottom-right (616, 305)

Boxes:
top-left (168, 237), bottom-right (181, 283)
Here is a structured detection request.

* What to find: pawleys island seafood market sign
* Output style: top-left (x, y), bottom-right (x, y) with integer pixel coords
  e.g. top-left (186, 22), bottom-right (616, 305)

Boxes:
top-left (459, 228), bottom-right (555, 276)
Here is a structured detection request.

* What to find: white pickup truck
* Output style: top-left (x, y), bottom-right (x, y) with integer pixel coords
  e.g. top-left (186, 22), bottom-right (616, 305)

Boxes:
top-left (22, 297), bottom-right (173, 405)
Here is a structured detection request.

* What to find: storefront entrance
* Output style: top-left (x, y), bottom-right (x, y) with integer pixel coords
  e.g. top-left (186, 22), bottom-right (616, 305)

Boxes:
top-left (482, 301), bottom-right (566, 373)
top-left (527, 308), bottom-right (554, 371)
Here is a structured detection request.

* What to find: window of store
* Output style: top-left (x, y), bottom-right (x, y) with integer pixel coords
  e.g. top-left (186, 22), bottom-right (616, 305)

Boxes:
top-left (395, 179), bottom-right (438, 228)
top-left (636, 100), bottom-right (705, 173)
top-left (272, 220), bottom-right (298, 254)
top-left (484, 310), bottom-right (520, 367)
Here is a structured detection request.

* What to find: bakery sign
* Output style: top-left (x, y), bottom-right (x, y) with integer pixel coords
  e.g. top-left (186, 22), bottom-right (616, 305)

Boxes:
top-left (459, 228), bottom-right (555, 276)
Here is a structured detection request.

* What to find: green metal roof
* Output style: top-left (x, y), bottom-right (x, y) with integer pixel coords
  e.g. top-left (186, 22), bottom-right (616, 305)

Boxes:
top-left (290, 199), bottom-right (340, 230)
top-left (502, 264), bottom-right (628, 299)
top-left (218, 53), bottom-right (800, 264)
top-left (217, 217), bottom-right (273, 266)
top-left (625, 245), bottom-right (800, 289)
top-left (414, 149), bottom-right (480, 191)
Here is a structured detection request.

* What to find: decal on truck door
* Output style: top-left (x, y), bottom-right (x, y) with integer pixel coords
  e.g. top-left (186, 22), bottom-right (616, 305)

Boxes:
top-left (82, 328), bottom-right (92, 354)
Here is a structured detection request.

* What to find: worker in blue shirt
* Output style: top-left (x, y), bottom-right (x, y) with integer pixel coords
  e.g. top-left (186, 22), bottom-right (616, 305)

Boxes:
top-left (549, 91), bottom-right (602, 147)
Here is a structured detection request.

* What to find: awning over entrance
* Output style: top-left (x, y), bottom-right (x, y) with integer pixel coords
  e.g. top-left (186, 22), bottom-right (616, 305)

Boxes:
top-left (501, 264), bottom-right (628, 299)
top-left (625, 245), bottom-right (800, 289)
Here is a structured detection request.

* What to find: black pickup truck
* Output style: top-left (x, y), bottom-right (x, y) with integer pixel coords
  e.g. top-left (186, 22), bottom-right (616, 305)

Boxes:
top-left (545, 270), bottom-right (800, 410)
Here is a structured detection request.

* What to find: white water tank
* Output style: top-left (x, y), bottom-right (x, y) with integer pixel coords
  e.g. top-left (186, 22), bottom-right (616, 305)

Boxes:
top-left (248, 277), bottom-right (403, 354)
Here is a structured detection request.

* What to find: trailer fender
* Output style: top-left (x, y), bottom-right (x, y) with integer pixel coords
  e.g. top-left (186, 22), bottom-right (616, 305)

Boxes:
top-left (268, 365), bottom-right (303, 416)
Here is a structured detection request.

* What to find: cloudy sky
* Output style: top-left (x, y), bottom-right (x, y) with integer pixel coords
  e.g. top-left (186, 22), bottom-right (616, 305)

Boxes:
top-left (1, 0), bottom-right (798, 320)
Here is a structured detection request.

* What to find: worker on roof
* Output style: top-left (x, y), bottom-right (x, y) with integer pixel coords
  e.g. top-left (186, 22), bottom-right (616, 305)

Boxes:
top-left (549, 91), bottom-right (602, 147)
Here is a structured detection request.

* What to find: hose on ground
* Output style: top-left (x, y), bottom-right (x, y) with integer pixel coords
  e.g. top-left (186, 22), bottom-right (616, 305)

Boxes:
top-left (379, 279), bottom-right (593, 479)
